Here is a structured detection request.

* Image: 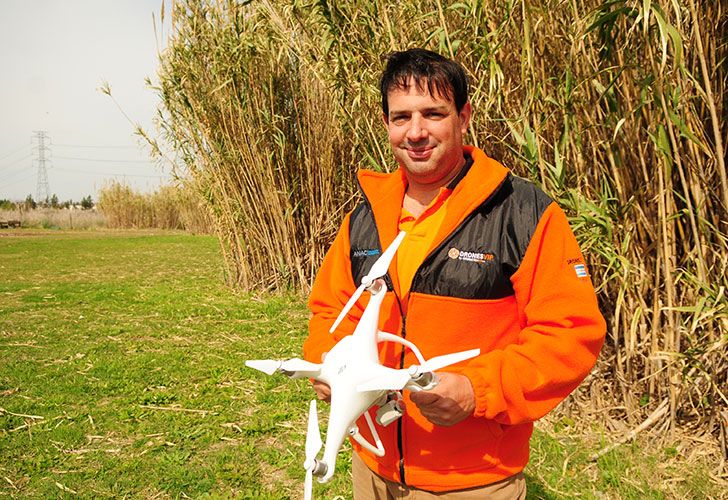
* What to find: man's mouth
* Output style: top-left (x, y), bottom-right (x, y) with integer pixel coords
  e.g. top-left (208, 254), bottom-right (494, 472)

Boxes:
top-left (406, 146), bottom-right (434, 160)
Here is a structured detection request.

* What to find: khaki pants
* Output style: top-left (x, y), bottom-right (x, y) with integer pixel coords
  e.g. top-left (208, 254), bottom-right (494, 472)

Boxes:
top-left (352, 453), bottom-right (526, 500)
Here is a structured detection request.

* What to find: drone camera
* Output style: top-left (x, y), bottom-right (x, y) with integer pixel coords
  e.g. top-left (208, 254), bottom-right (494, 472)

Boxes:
top-left (376, 398), bottom-right (404, 426)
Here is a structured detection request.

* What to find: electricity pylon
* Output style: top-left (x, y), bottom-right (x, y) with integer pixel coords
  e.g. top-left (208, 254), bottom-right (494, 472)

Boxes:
top-left (32, 130), bottom-right (51, 203)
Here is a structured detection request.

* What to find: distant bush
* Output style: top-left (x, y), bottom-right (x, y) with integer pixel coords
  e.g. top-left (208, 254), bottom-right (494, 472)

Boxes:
top-left (0, 199), bottom-right (15, 210)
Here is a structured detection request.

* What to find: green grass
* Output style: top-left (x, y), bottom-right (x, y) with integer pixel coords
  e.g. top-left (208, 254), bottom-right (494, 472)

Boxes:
top-left (0, 230), bottom-right (720, 498)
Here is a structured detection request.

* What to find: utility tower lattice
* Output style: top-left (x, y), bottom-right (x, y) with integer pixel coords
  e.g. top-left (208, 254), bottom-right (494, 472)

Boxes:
top-left (32, 131), bottom-right (51, 202)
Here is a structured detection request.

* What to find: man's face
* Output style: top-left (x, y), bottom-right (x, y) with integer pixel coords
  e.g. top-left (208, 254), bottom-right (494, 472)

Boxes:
top-left (384, 80), bottom-right (471, 189)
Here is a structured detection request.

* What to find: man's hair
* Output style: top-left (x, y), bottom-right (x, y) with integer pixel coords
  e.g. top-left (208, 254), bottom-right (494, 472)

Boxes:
top-left (380, 48), bottom-right (469, 116)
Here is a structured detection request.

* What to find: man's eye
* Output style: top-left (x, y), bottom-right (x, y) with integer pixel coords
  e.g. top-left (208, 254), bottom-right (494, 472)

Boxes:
top-left (391, 116), bottom-right (408, 124)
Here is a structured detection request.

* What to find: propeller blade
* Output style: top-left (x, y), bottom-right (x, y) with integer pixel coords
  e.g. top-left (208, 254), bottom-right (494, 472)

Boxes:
top-left (329, 232), bottom-right (406, 333)
top-left (305, 400), bottom-right (322, 461)
top-left (304, 469), bottom-right (313, 500)
top-left (363, 231), bottom-right (407, 284)
top-left (303, 400), bottom-right (321, 500)
top-left (418, 348), bottom-right (481, 374)
top-left (356, 370), bottom-right (411, 392)
top-left (329, 283), bottom-right (365, 333)
top-left (244, 359), bottom-right (281, 376)
top-left (280, 358), bottom-right (321, 374)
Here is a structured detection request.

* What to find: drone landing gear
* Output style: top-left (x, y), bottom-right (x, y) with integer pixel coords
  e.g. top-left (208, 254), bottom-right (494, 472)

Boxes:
top-left (349, 410), bottom-right (386, 457)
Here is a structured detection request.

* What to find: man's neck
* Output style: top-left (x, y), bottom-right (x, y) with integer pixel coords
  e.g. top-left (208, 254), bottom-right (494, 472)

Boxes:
top-left (403, 157), bottom-right (465, 218)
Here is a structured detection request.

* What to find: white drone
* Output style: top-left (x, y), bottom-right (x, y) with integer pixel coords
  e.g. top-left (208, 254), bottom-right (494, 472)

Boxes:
top-left (245, 231), bottom-right (480, 499)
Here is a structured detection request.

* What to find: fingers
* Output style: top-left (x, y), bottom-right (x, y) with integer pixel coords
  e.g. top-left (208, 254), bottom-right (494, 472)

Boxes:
top-left (311, 380), bottom-right (331, 403)
top-left (409, 391), bottom-right (440, 405)
top-left (408, 372), bottom-right (475, 427)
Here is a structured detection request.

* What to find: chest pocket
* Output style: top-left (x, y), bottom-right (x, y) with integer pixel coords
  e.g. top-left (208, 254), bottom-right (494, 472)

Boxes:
top-left (410, 211), bottom-right (516, 300)
top-left (411, 176), bottom-right (552, 300)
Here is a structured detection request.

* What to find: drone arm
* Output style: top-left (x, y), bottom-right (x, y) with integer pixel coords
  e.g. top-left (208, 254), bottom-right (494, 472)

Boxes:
top-left (376, 331), bottom-right (427, 365)
top-left (279, 359), bottom-right (323, 380)
top-left (350, 411), bottom-right (385, 457)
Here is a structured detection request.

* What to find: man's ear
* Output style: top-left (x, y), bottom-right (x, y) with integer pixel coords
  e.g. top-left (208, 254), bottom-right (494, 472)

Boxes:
top-left (459, 102), bottom-right (472, 134)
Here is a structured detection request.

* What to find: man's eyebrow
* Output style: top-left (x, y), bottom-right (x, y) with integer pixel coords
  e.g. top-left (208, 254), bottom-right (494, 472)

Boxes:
top-left (422, 105), bottom-right (449, 112)
top-left (389, 105), bottom-right (450, 115)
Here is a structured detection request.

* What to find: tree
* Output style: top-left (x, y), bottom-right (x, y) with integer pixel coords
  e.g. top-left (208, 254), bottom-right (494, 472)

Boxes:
top-left (50, 194), bottom-right (59, 208)
top-left (24, 194), bottom-right (37, 210)
top-left (80, 195), bottom-right (94, 210)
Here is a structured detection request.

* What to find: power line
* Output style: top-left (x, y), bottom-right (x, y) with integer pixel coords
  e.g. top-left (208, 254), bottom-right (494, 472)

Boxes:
top-left (0, 154), bottom-right (32, 170)
top-left (0, 171), bottom-right (37, 190)
top-left (53, 155), bottom-right (154, 164)
top-left (53, 166), bottom-right (165, 179)
top-left (53, 143), bottom-right (138, 149)
top-left (0, 144), bottom-right (31, 162)
top-left (1, 166), bottom-right (35, 183)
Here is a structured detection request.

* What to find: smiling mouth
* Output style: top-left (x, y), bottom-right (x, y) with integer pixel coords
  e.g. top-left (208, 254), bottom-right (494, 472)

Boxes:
top-left (407, 146), bottom-right (434, 160)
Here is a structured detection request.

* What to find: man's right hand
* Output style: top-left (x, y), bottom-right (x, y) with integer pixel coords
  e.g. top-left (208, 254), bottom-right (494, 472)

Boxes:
top-left (311, 380), bottom-right (331, 402)
top-left (311, 351), bottom-right (330, 402)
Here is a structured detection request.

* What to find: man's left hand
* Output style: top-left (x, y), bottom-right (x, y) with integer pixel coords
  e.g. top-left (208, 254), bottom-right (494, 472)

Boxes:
top-left (409, 372), bottom-right (475, 426)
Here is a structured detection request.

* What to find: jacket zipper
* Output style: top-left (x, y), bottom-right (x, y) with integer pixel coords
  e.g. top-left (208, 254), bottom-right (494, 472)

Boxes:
top-left (393, 176), bottom-right (509, 483)
top-left (391, 287), bottom-right (407, 485)
top-left (355, 169), bottom-right (509, 487)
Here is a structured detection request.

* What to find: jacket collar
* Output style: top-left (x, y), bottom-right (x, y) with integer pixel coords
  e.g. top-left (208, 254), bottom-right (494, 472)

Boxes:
top-left (356, 145), bottom-right (510, 287)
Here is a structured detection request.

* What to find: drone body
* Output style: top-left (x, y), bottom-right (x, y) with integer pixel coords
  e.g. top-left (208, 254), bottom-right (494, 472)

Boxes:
top-left (245, 231), bottom-right (480, 498)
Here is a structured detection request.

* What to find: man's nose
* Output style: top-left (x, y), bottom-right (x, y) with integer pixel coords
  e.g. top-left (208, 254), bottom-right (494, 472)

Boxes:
top-left (406, 115), bottom-right (428, 142)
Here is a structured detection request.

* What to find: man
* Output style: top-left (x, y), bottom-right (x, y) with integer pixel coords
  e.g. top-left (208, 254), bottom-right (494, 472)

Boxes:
top-left (304, 48), bottom-right (605, 499)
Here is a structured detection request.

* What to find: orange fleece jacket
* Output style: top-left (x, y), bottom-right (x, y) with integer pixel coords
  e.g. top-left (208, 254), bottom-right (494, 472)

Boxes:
top-left (304, 146), bottom-right (606, 491)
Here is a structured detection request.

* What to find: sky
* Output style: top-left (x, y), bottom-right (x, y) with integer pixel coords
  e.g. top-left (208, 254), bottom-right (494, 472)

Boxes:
top-left (0, 0), bottom-right (173, 202)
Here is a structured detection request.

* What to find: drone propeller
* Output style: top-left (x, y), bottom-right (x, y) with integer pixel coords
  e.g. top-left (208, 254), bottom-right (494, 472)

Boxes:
top-left (416, 349), bottom-right (481, 374)
top-left (245, 359), bottom-right (281, 375)
top-left (303, 399), bottom-right (322, 500)
top-left (356, 370), bottom-right (411, 393)
top-left (330, 231), bottom-right (407, 333)
top-left (356, 348), bottom-right (481, 392)
top-left (280, 359), bottom-right (321, 373)
top-left (245, 358), bottom-right (321, 377)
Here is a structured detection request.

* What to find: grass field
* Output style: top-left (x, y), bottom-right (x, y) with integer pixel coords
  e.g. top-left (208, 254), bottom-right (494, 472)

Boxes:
top-left (0, 231), bottom-right (721, 498)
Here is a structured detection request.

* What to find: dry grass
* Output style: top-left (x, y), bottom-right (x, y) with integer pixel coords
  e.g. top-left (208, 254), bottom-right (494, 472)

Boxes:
top-left (0, 208), bottom-right (106, 230)
top-left (150, 0), bottom-right (727, 456)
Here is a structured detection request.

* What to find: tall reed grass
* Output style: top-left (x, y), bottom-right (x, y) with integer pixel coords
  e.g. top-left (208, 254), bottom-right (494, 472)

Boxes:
top-left (97, 181), bottom-right (212, 233)
top-left (154, 0), bottom-right (726, 437)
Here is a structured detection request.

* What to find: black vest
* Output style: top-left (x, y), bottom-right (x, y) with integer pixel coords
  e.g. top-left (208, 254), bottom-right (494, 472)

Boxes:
top-left (348, 174), bottom-right (552, 300)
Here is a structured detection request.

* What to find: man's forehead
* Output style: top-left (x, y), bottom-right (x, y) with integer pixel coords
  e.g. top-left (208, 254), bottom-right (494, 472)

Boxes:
top-left (389, 76), bottom-right (454, 100)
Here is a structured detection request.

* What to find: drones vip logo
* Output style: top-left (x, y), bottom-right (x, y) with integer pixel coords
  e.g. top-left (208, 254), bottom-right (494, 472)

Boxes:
top-left (448, 247), bottom-right (495, 264)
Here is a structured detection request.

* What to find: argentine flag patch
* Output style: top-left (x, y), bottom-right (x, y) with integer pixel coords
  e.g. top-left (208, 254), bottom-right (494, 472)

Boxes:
top-left (574, 264), bottom-right (588, 278)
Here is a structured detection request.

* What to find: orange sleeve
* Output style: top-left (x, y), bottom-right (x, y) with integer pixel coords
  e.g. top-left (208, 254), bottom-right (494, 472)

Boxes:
top-left (304, 212), bottom-right (361, 363)
top-left (460, 202), bottom-right (606, 425)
